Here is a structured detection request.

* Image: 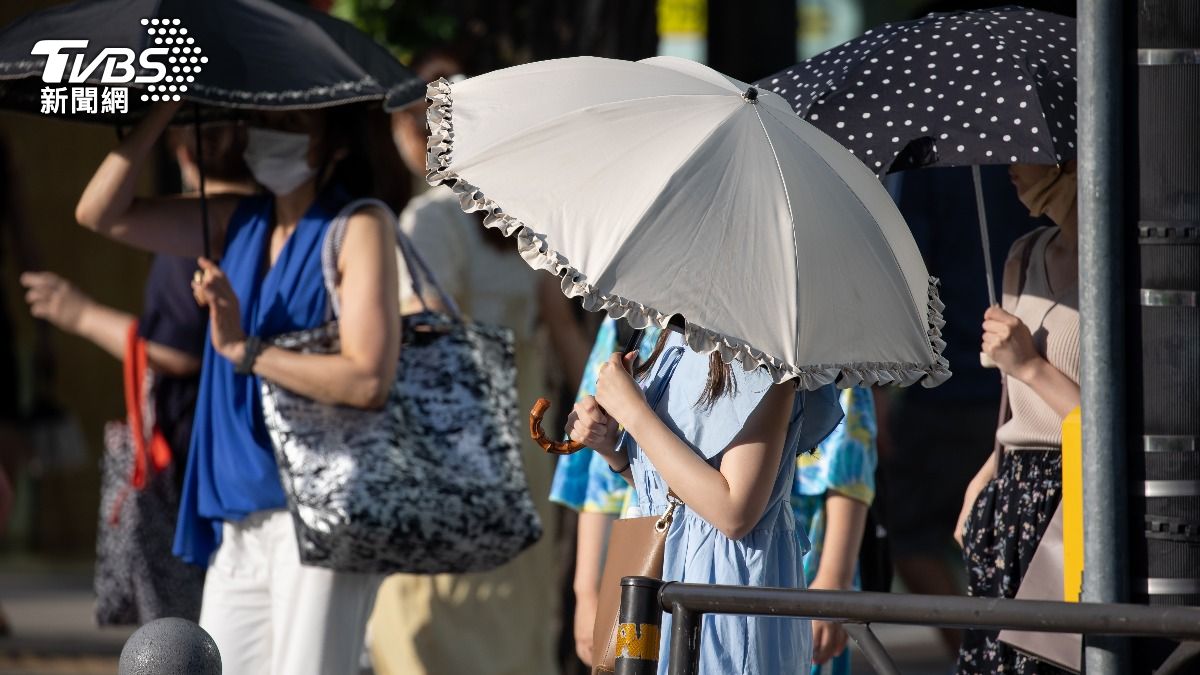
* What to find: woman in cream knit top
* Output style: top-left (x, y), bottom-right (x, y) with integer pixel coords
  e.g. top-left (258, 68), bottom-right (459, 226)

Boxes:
top-left (993, 225), bottom-right (1080, 451)
top-left (956, 161), bottom-right (1081, 675)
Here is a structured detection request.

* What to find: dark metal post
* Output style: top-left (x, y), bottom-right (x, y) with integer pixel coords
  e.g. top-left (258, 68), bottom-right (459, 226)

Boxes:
top-left (615, 576), bottom-right (665, 675)
top-left (1156, 642), bottom-right (1200, 675)
top-left (667, 603), bottom-right (702, 675)
top-left (1077, 0), bottom-right (1130, 673)
top-left (843, 624), bottom-right (902, 675)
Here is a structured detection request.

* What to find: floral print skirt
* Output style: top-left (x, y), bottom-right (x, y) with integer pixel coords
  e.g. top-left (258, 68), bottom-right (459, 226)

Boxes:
top-left (957, 450), bottom-right (1071, 675)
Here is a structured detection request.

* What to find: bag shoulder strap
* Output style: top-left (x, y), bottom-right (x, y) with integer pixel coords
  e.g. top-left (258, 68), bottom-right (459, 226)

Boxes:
top-left (395, 226), bottom-right (463, 320)
top-left (320, 198), bottom-right (393, 319)
top-left (319, 199), bottom-right (463, 321)
top-left (993, 227), bottom-right (1047, 454)
top-left (1001, 226), bottom-right (1049, 313)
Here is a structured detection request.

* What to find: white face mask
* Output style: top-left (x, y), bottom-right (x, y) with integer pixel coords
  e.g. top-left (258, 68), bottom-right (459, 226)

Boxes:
top-left (242, 127), bottom-right (317, 196)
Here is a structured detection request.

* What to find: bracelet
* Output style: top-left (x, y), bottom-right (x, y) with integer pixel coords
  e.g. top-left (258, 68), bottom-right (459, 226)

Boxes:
top-left (235, 335), bottom-right (263, 376)
top-left (608, 454), bottom-right (631, 474)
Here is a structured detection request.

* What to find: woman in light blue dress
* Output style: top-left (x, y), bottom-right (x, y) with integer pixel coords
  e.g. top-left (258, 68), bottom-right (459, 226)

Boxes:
top-left (550, 318), bottom-right (658, 665)
top-left (568, 330), bottom-right (842, 674)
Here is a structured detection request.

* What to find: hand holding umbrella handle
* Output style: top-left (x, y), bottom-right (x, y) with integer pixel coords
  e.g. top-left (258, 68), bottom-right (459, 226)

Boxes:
top-left (530, 398), bottom-right (585, 455)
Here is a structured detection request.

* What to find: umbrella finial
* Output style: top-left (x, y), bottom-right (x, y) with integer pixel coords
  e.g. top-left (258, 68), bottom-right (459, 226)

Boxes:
top-left (742, 86), bottom-right (759, 103)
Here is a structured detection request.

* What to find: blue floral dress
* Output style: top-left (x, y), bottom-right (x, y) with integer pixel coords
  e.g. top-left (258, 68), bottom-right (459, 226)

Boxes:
top-left (793, 387), bottom-right (878, 675)
top-left (628, 332), bottom-right (843, 675)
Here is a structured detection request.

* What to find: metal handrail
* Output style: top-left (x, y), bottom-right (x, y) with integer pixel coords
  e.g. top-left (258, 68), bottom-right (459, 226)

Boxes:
top-left (612, 577), bottom-right (1200, 675)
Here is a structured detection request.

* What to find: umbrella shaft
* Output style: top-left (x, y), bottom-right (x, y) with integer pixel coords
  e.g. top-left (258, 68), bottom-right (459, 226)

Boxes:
top-left (972, 165), bottom-right (997, 307)
top-left (623, 328), bottom-right (645, 355)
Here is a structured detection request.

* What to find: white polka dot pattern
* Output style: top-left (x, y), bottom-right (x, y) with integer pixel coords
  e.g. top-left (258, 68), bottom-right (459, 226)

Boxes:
top-left (755, 6), bottom-right (1076, 175)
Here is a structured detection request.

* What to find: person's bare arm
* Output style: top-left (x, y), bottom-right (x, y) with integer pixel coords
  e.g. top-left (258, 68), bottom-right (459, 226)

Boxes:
top-left (573, 510), bottom-right (615, 665)
top-left (75, 101), bottom-right (238, 257)
top-left (625, 384), bottom-right (791, 540)
top-left (982, 305), bottom-right (1079, 418)
top-left (145, 344), bottom-right (202, 378)
top-left (812, 491), bottom-right (869, 590)
top-left (955, 449), bottom-right (1001, 547)
top-left (197, 207), bottom-right (400, 408)
top-left (538, 276), bottom-right (590, 394)
top-left (22, 271), bottom-right (130, 360)
top-left (22, 271), bottom-right (201, 375)
top-left (571, 353), bottom-right (794, 540)
top-left (809, 491), bottom-right (869, 664)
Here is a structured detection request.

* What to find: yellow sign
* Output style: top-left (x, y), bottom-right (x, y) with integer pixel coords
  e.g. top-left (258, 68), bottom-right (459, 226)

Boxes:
top-left (615, 622), bottom-right (661, 660)
top-left (659, 0), bottom-right (706, 36)
top-left (1061, 406), bottom-right (1082, 602)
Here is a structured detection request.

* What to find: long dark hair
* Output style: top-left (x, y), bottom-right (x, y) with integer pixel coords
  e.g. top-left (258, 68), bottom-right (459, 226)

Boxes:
top-left (633, 329), bottom-right (736, 410)
top-left (316, 104), bottom-right (411, 211)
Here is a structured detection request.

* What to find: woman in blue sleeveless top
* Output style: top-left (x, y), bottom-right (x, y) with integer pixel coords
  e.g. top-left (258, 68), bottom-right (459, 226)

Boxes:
top-left (568, 330), bottom-right (843, 674)
top-left (75, 101), bottom-right (400, 675)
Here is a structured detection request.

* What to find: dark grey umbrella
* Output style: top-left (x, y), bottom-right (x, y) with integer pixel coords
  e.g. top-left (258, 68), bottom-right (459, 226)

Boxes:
top-left (0, 0), bottom-right (425, 122)
top-left (0, 0), bottom-right (423, 257)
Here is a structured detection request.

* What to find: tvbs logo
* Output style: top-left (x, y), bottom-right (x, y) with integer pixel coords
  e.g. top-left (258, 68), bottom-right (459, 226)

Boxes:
top-left (35, 18), bottom-right (205, 114)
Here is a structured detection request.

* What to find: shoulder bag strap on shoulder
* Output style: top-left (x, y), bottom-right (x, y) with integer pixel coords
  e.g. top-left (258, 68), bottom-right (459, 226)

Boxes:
top-left (993, 227), bottom-right (1047, 454)
top-left (320, 198), bottom-right (394, 319)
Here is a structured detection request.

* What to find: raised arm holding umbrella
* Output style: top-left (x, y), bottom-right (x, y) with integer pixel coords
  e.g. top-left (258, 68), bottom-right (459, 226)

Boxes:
top-left (0, 0), bottom-right (424, 256)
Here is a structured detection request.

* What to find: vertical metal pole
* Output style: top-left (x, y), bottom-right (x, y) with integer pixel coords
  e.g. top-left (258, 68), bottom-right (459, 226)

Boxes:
top-left (1077, 1), bottom-right (1130, 673)
top-left (667, 605), bottom-right (701, 675)
top-left (615, 577), bottom-right (664, 675)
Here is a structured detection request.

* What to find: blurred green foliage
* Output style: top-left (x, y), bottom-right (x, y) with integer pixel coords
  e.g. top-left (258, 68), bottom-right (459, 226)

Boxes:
top-left (331, 0), bottom-right (458, 63)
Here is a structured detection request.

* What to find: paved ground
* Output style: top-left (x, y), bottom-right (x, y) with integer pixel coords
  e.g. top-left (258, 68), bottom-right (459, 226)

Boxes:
top-left (0, 566), bottom-right (955, 675)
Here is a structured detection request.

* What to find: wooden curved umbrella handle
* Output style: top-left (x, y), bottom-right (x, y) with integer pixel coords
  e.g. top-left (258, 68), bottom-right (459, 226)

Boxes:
top-left (530, 398), bottom-right (585, 455)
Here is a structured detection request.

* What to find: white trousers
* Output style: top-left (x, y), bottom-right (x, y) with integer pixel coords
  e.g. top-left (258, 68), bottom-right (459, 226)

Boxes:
top-left (199, 510), bottom-right (381, 675)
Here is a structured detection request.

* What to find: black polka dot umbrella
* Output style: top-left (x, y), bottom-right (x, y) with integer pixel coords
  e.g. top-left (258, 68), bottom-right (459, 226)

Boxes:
top-left (757, 6), bottom-right (1075, 361)
top-left (755, 6), bottom-right (1076, 176)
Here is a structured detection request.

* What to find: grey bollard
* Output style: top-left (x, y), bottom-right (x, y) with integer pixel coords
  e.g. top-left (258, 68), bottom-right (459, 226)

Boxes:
top-left (119, 617), bottom-right (221, 675)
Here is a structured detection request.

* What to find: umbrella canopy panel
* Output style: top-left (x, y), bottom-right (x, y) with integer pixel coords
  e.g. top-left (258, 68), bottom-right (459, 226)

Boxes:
top-left (428, 56), bottom-right (949, 388)
top-left (756, 6), bottom-right (1076, 175)
top-left (0, 0), bottom-right (425, 122)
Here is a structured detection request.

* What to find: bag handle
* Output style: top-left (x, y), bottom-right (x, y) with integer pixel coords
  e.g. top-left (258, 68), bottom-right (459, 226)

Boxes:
top-left (319, 199), bottom-right (462, 321)
top-left (395, 226), bottom-right (463, 320)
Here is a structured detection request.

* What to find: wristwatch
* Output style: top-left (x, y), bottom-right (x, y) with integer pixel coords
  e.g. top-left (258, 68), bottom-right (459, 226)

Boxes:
top-left (235, 335), bottom-right (264, 375)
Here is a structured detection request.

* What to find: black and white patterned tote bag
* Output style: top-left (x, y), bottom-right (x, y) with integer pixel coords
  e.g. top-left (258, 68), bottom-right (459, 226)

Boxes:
top-left (259, 198), bottom-right (541, 574)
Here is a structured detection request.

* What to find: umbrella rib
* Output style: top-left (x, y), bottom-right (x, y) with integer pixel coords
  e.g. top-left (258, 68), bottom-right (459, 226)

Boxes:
top-left (449, 92), bottom-right (734, 178)
top-left (750, 106), bottom-right (802, 364)
top-left (761, 106), bottom-right (932, 354)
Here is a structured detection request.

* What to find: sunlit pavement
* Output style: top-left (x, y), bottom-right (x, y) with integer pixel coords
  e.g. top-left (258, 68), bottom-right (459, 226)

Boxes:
top-left (0, 567), bottom-right (131, 675)
top-left (0, 568), bottom-right (953, 675)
